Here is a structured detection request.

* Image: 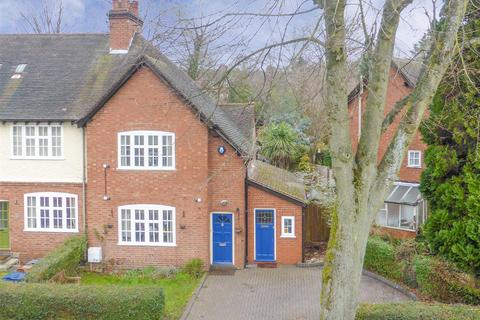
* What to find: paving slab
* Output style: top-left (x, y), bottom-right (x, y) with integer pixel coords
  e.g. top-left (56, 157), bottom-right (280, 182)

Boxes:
top-left (184, 266), bottom-right (411, 320)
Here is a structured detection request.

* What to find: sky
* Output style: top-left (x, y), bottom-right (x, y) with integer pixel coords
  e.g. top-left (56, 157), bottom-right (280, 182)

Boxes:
top-left (0, 0), bottom-right (437, 58)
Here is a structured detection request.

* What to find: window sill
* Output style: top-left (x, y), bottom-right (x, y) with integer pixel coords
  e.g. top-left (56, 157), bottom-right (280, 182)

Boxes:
top-left (116, 167), bottom-right (176, 172)
top-left (280, 235), bottom-right (296, 238)
top-left (11, 157), bottom-right (65, 161)
top-left (24, 228), bottom-right (79, 233)
top-left (117, 242), bottom-right (177, 247)
top-left (376, 225), bottom-right (416, 232)
top-left (406, 165), bottom-right (422, 169)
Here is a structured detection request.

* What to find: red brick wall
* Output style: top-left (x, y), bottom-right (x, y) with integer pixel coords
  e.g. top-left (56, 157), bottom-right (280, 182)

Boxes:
top-left (247, 185), bottom-right (303, 265)
top-left (0, 182), bottom-right (83, 263)
top-left (349, 67), bottom-right (426, 182)
top-left (85, 66), bottom-right (246, 269)
top-left (372, 226), bottom-right (416, 240)
top-left (207, 134), bottom-right (246, 269)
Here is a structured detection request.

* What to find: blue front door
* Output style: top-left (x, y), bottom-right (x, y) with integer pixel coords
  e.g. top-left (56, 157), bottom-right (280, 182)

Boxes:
top-left (255, 209), bottom-right (275, 262)
top-left (212, 213), bottom-right (233, 265)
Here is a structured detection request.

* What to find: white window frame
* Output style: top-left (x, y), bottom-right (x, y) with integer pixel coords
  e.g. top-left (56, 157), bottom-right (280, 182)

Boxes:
top-left (407, 150), bottom-right (422, 168)
top-left (24, 192), bottom-right (79, 233)
top-left (280, 216), bottom-right (295, 238)
top-left (117, 204), bottom-right (176, 247)
top-left (10, 123), bottom-right (64, 160)
top-left (117, 131), bottom-right (175, 170)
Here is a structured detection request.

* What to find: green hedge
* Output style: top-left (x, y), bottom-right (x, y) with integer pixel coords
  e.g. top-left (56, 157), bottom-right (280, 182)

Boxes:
top-left (0, 283), bottom-right (164, 320)
top-left (414, 255), bottom-right (480, 305)
top-left (364, 236), bottom-right (403, 281)
top-left (27, 235), bottom-right (87, 283)
top-left (356, 303), bottom-right (480, 320)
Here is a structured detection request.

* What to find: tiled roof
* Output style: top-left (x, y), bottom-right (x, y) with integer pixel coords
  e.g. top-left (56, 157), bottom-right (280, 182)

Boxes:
top-left (247, 160), bottom-right (306, 204)
top-left (0, 33), bottom-right (253, 155)
top-left (218, 103), bottom-right (255, 140)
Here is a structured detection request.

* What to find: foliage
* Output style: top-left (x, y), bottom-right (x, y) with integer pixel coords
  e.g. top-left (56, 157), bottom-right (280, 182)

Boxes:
top-left (413, 255), bottom-right (480, 305)
top-left (363, 236), bottom-right (403, 281)
top-left (356, 303), bottom-right (480, 320)
top-left (27, 235), bottom-right (87, 283)
top-left (258, 122), bottom-right (301, 169)
top-left (298, 153), bottom-right (313, 172)
top-left (80, 271), bottom-right (200, 320)
top-left (0, 283), bottom-right (164, 320)
top-left (228, 78), bottom-right (253, 103)
top-left (420, 2), bottom-right (480, 276)
top-left (182, 258), bottom-right (204, 279)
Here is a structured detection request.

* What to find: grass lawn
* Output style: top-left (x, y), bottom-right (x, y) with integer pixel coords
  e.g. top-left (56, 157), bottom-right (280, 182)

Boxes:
top-left (81, 271), bottom-right (202, 320)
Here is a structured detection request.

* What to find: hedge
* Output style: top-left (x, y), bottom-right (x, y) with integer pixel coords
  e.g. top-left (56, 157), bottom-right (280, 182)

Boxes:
top-left (0, 283), bottom-right (164, 320)
top-left (363, 236), bottom-right (403, 281)
top-left (356, 303), bottom-right (480, 320)
top-left (27, 235), bottom-right (87, 283)
top-left (414, 255), bottom-right (480, 305)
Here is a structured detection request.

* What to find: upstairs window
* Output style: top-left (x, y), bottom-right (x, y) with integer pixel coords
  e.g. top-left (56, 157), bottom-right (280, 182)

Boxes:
top-left (24, 192), bottom-right (78, 232)
top-left (11, 124), bottom-right (63, 159)
top-left (407, 150), bottom-right (421, 168)
top-left (118, 131), bottom-right (175, 170)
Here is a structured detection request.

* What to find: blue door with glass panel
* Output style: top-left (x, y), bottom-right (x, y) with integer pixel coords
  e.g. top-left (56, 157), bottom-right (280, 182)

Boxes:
top-left (255, 209), bottom-right (275, 262)
top-left (212, 213), bottom-right (233, 265)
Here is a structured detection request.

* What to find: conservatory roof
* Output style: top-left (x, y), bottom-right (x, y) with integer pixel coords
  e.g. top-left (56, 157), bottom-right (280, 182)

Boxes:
top-left (384, 183), bottom-right (422, 206)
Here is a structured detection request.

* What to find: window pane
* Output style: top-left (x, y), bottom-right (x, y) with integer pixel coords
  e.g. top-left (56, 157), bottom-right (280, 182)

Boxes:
top-left (120, 135), bottom-right (131, 167)
top-left (135, 209), bottom-right (145, 242)
top-left (148, 135), bottom-right (159, 167)
top-left (27, 196), bottom-right (37, 228)
top-left (400, 205), bottom-right (415, 230)
top-left (25, 126), bottom-right (35, 156)
top-left (40, 196), bottom-right (50, 229)
top-left (162, 135), bottom-right (173, 167)
top-left (387, 203), bottom-right (400, 228)
top-left (51, 126), bottom-right (62, 157)
top-left (121, 209), bottom-right (132, 242)
top-left (134, 135), bottom-right (145, 167)
top-left (12, 126), bottom-right (22, 156)
top-left (38, 126), bottom-right (49, 157)
top-left (66, 197), bottom-right (76, 229)
top-left (52, 197), bottom-right (63, 229)
top-left (283, 218), bottom-right (292, 234)
top-left (163, 210), bottom-right (173, 243)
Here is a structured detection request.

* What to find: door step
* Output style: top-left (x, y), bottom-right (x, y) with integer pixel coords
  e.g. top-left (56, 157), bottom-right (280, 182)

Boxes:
top-left (209, 264), bottom-right (236, 275)
top-left (256, 262), bottom-right (277, 268)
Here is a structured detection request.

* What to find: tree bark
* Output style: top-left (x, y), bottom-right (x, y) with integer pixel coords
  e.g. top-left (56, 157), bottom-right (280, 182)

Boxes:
top-left (319, 1), bottom-right (467, 320)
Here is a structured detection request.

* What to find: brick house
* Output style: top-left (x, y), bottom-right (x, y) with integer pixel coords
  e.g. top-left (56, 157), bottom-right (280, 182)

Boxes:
top-left (348, 60), bottom-right (428, 238)
top-left (0, 0), bottom-right (306, 268)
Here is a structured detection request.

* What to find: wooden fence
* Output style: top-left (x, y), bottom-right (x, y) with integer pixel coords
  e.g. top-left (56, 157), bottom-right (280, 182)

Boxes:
top-left (304, 203), bottom-right (331, 244)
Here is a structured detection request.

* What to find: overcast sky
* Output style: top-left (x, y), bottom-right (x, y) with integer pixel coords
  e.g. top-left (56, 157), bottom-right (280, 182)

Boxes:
top-left (0, 0), bottom-right (436, 58)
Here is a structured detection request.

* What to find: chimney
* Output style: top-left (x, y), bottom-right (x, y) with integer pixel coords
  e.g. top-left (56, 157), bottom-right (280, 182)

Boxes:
top-left (108, 0), bottom-right (143, 54)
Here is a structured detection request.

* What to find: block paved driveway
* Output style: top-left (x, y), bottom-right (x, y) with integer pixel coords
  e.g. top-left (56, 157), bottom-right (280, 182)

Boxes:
top-left (184, 266), bottom-right (411, 320)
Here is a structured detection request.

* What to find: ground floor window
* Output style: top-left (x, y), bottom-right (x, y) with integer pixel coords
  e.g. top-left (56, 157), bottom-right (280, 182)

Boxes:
top-left (281, 216), bottom-right (295, 238)
top-left (375, 183), bottom-right (427, 231)
top-left (118, 205), bottom-right (175, 246)
top-left (24, 192), bottom-right (78, 232)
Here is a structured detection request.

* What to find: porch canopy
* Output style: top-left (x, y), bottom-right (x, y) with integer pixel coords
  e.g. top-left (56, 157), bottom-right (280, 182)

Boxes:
top-left (384, 184), bottom-right (422, 206)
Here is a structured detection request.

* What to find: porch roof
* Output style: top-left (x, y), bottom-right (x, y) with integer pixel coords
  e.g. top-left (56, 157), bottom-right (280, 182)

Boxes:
top-left (385, 184), bottom-right (422, 206)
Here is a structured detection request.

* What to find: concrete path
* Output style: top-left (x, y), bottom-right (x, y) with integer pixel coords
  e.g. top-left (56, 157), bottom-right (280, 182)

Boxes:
top-left (184, 266), bottom-right (411, 320)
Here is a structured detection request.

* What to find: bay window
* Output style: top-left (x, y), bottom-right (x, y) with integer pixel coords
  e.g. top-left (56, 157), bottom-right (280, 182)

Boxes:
top-left (118, 205), bottom-right (176, 246)
top-left (118, 131), bottom-right (175, 170)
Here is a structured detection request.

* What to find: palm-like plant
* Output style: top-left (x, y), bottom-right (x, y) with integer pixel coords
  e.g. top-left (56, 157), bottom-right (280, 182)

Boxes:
top-left (258, 122), bottom-right (299, 169)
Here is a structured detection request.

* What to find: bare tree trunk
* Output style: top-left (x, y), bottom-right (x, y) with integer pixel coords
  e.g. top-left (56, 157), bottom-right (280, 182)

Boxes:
top-left (319, 0), bottom-right (467, 319)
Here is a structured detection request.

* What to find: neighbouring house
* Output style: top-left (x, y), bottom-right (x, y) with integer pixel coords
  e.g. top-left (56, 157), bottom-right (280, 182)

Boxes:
top-left (348, 59), bottom-right (428, 239)
top-left (0, 0), bottom-right (307, 269)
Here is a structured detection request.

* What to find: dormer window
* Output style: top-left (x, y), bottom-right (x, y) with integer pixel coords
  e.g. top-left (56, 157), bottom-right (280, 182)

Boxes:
top-left (11, 123), bottom-right (63, 159)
